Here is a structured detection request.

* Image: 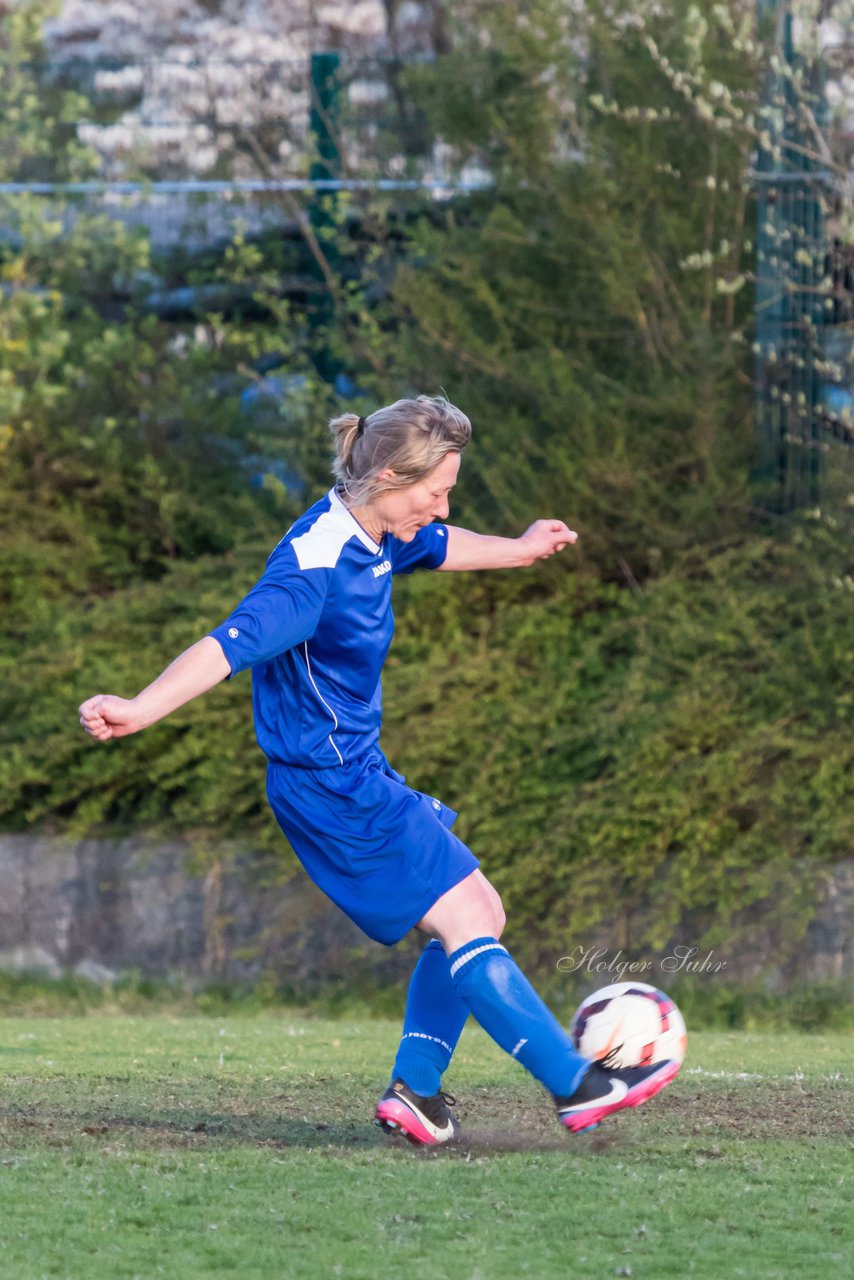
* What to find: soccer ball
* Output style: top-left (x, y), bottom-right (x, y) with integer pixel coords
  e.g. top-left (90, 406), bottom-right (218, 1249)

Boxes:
top-left (570, 981), bottom-right (687, 1070)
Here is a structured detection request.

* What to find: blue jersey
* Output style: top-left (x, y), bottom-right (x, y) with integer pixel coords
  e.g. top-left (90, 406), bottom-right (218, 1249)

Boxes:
top-left (209, 487), bottom-right (448, 767)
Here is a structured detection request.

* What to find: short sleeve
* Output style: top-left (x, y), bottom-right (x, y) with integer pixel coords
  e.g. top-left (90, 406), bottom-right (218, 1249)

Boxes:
top-left (388, 523), bottom-right (449, 575)
top-left (209, 543), bottom-right (330, 678)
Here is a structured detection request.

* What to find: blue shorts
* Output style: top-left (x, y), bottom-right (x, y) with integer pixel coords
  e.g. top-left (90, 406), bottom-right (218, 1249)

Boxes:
top-left (266, 748), bottom-right (479, 946)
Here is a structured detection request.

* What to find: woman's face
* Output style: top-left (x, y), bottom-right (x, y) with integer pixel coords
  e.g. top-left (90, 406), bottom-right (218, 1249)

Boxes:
top-left (373, 451), bottom-right (461, 542)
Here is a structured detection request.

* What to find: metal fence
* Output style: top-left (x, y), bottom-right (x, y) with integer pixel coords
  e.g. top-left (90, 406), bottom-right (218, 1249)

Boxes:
top-left (0, 53), bottom-right (489, 255)
top-left (4, 43), bottom-right (853, 509)
top-left (753, 0), bottom-right (854, 512)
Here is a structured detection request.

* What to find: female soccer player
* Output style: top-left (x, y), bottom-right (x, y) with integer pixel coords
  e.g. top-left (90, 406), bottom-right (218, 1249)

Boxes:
top-left (78, 395), bottom-right (677, 1144)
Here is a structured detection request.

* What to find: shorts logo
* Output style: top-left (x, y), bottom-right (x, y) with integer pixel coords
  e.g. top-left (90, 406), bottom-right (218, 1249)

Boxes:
top-left (372, 560), bottom-right (392, 579)
top-left (228, 627), bottom-right (239, 638)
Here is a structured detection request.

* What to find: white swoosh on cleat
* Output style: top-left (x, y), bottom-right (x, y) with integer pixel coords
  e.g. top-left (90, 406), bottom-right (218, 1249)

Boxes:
top-left (388, 1098), bottom-right (456, 1142)
top-left (560, 1079), bottom-right (629, 1113)
top-left (420, 1116), bottom-right (455, 1141)
top-left (433, 1122), bottom-right (455, 1141)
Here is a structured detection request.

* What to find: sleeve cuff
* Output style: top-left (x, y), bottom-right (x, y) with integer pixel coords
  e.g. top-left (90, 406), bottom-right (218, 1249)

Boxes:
top-left (429, 525), bottom-right (449, 568)
top-left (208, 630), bottom-right (240, 680)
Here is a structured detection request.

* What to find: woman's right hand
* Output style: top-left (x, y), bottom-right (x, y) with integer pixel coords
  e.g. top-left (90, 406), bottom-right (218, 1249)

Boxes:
top-left (78, 638), bottom-right (231, 742)
top-left (78, 694), bottom-right (142, 742)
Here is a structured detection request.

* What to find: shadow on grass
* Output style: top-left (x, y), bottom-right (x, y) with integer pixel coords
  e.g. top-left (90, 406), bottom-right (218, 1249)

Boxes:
top-left (0, 1104), bottom-right (613, 1156)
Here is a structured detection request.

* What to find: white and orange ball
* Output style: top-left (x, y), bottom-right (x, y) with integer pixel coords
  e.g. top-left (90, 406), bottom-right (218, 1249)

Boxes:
top-left (570, 981), bottom-right (688, 1070)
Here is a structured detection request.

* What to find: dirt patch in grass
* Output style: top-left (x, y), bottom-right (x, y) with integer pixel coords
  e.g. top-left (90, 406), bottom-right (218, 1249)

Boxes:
top-left (442, 1078), bottom-right (854, 1151)
top-left (1, 1078), bottom-right (850, 1156)
top-left (659, 1079), bottom-right (854, 1140)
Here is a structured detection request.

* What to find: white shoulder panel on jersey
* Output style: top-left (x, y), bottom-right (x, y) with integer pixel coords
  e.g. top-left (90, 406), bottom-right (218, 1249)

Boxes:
top-left (291, 509), bottom-right (354, 571)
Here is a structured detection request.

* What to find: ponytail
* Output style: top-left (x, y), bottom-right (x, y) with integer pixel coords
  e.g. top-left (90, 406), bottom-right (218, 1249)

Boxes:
top-left (329, 413), bottom-right (364, 478)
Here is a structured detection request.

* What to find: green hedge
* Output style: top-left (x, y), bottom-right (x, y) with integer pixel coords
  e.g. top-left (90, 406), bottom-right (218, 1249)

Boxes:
top-left (3, 519), bottom-right (850, 969)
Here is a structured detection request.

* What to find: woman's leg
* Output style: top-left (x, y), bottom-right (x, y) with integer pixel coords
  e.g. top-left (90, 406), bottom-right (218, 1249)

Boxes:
top-left (389, 872), bottom-right (504, 1095)
top-left (418, 871), bottom-right (590, 1099)
top-left (378, 870), bottom-right (676, 1141)
top-left (388, 939), bottom-right (468, 1096)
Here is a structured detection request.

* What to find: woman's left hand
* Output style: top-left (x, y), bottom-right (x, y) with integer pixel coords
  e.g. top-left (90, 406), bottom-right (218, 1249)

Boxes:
top-left (517, 519), bottom-right (578, 564)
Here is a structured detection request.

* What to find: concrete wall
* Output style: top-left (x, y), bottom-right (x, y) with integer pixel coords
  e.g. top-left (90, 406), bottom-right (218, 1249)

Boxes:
top-left (0, 835), bottom-right (416, 991)
top-left (0, 836), bottom-right (850, 991)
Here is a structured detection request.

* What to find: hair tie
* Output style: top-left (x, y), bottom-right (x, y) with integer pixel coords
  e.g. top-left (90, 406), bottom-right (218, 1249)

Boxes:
top-left (356, 416), bottom-right (366, 437)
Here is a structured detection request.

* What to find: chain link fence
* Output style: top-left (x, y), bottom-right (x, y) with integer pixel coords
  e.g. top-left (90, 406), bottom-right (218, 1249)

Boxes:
top-left (753, 1), bottom-right (854, 511)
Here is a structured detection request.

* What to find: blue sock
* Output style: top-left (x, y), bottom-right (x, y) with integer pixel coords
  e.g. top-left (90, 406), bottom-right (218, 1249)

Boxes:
top-left (449, 936), bottom-right (589, 1097)
top-left (391, 939), bottom-right (470, 1096)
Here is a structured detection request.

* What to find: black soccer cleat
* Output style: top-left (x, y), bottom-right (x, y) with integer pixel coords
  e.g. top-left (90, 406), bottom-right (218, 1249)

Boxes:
top-left (555, 1058), bottom-right (680, 1133)
top-left (375, 1078), bottom-right (461, 1146)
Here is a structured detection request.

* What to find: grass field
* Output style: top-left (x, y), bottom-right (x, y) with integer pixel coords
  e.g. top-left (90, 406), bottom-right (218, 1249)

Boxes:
top-left (0, 1014), bottom-right (851, 1280)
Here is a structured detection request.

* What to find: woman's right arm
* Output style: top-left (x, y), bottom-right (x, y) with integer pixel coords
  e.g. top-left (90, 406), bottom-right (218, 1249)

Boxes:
top-left (78, 636), bottom-right (232, 742)
top-left (80, 537), bottom-right (332, 744)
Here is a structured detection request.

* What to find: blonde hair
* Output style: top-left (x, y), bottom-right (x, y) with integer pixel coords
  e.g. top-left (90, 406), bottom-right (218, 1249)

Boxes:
top-left (329, 395), bottom-right (471, 506)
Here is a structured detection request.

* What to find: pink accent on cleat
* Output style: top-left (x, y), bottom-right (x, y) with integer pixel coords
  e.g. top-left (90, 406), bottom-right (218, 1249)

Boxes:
top-left (374, 1080), bottom-right (460, 1146)
top-left (559, 1059), bottom-right (681, 1134)
top-left (375, 1096), bottom-right (440, 1145)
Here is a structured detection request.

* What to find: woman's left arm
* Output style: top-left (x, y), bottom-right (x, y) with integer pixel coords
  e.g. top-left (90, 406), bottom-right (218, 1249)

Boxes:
top-left (438, 520), bottom-right (578, 571)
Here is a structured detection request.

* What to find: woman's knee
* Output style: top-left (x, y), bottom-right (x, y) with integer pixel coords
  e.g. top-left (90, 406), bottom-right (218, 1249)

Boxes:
top-left (417, 871), bottom-right (505, 952)
top-left (477, 871), bottom-right (506, 938)
top-left (491, 893), bottom-right (507, 938)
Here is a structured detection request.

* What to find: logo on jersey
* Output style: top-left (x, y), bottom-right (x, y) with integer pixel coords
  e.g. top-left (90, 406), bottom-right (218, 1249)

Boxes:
top-left (228, 627), bottom-right (239, 638)
top-left (372, 560), bottom-right (392, 578)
